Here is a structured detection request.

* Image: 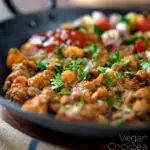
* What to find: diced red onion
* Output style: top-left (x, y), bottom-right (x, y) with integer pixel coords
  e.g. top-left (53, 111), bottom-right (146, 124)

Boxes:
top-left (29, 35), bottom-right (43, 45)
top-left (102, 29), bottom-right (121, 46)
top-left (109, 14), bottom-right (121, 26)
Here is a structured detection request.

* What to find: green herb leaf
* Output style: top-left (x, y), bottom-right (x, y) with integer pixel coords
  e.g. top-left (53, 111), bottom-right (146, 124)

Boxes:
top-left (124, 107), bottom-right (132, 113)
top-left (62, 104), bottom-right (72, 109)
top-left (72, 101), bottom-right (84, 114)
top-left (116, 118), bottom-right (125, 126)
top-left (36, 60), bottom-right (49, 70)
top-left (51, 74), bottom-right (64, 90)
top-left (114, 71), bottom-right (122, 79)
top-left (106, 52), bottom-right (121, 67)
top-left (125, 71), bottom-right (136, 78)
top-left (108, 99), bottom-right (113, 106)
top-left (97, 66), bottom-right (107, 73)
top-left (62, 101), bottom-right (84, 114)
top-left (92, 25), bottom-right (104, 36)
top-left (140, 60), bottom-right (150, 70)
top-left (83, 42), bottom-right (101, 53)
top-left (103, 72), bottom-right (115, 86)
top-left (134, 53), bottom-right (144, 60)
top-left (56, 44), bottom-right (67, 52)
top-left (122, 59), bottom-right (131, 67)
top-left (57, 91), bottom-right (71, 95)
top-left (113, 102), bottom-right (121, 110)
top-left (64, 58), bottom-right (87, 71)
top-left (113, 52), bottom-right (121, 63)
top-left (80, 62), bottom-right (93, 80)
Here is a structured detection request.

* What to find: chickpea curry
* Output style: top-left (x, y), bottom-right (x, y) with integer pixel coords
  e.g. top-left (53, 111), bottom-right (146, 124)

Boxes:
top-left (4, 12), bottom-right (150, 126)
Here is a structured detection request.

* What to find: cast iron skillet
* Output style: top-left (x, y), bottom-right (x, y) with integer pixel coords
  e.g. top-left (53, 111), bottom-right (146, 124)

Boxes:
top-left (0, 0), bottom-right (149, 138)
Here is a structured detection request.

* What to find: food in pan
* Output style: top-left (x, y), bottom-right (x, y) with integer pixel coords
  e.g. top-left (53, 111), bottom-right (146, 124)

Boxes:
top-left (3, 12), bottom-right (150, 126)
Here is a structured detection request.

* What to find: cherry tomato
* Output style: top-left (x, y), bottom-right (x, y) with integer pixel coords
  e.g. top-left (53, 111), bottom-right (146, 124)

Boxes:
top-left (135, 40), bottom-right (147, 52)
top-left (136, 15), bottom-right (150, 32)
top-left (96, 20), bottom-right (111, 30)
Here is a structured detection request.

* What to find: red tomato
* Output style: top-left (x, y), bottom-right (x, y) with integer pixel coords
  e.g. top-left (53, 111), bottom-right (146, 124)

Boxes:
top-left (96, 20), bottom-right (111, 30)
top-left (136, 16), bottom-right (150, 32)
top-left (135, 40), bottom-right (147, 52)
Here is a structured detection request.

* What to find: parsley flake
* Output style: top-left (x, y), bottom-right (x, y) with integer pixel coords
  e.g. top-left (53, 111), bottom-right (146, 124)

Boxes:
top-left (36, 60), bottom-right (49, 70)
top-left (124, 107), bottom-right (132, 113)
top-left (114, 71), bottom-right (122, 79)
top-left (51, 74), bottom-right (64, 90)
top-left (80, 62), bottom-right (93, 80)
top-left (83, 42), bottom-right (101, 54)
top-left (57, 91), bottom-right (71, 95)
top-left (140, 60), bottom-right (150, 70)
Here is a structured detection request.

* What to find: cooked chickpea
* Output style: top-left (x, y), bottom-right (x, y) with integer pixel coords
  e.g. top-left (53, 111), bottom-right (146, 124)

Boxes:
top-left (123, 55), bottom-right (137, 69)
top-left (92, 87), bottom-right (108, 100)
top-left (7, 48), bottom-right (24, 68)
top-left (136, 70), bottom-right (147, 80)
top-left (62, 46), bottom-right (84, 58)
top-left (13, 76), bottom-right (27, 87)
top-left (61, 70), bottom-right (76, 84)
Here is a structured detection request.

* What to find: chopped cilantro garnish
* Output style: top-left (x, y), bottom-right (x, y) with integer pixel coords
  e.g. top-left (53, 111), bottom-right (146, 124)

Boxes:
top-left (107, 78), bottom-right (115, 85)
top-left (103, 72), bottom-right (115, 86)
top-left (124, 107), bottom-right (132, 113)
top-left (92, 25), bottom-right (104, 36)
top-left (80, 62), bottom-right (93, 80)
top-left (64, 58), bottom-right (87, 71)
top-left (108, 99), bottom-right (113, 106)
top-left (125, 71), bottom-right (136, 78)
top-left (113, 52), bottom-right (121, 63)
top-left (106, 52), bottom-right (121, 67)
top-left (92, 53), bottom-right (98, 61)
top-left (116, 118), bottom-right (125, 126)
top-left (97, 66), bottom-right (107, 73)
top-left (57, 91), bottom-right (71, 95)
top-left (56, 44), bottom-right (67, 52)
top-left (122, 59), bottom-right (131, 67)
top-left (114, 71), bottom-right (122, 79)
top-left (83, 42), bottom-right (101, 54)
top-left (51, 74), bottom-right (64, 90)
top-left (134, 53), bottom-right (144, 60)
top-left (72, 101), bottom-right (84, 114)
top-left (62, 101), bottom-right (84, 114)
top-left (56, 44), bottom-right (66, 60)
top-left (36, 59), bottom-right (49, 70)
top-left (62, 104), bottom-right (72, 109)
top-left (140, 60), bottom-right (150, 70)
top-left (54, 62), bottom-right (61, 67)
top-left (113, 102), bottom-right (121, 110)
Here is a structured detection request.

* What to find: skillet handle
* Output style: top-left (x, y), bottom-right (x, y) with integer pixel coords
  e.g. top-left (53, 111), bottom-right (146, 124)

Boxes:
top-left (3, 0), bottom-right (56, 16)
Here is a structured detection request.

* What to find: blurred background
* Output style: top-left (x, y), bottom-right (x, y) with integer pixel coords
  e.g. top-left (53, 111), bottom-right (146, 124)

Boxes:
top-left (0, 0), bottom-right (150, 22)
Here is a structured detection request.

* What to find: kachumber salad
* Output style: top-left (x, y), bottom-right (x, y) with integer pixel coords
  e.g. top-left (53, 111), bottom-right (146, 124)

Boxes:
top-left (4, 12), bottom-right (150, 126)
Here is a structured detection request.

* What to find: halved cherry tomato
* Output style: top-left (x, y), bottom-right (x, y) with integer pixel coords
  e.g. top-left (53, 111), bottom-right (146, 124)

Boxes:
top-left (136, 15), bottom-right (150, 32)
top-left (96, 20), bottom-right (111, 30)
top-left (135, 40), bottom-right (147, 52)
